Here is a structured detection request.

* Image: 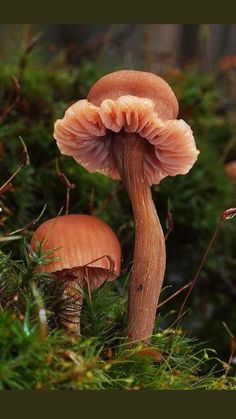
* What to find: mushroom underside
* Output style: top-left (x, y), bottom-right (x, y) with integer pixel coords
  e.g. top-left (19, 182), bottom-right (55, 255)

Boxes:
top-left (54, 265), bottom-right (118, 290)
top-left (54, 95), bottom-right (199, 186)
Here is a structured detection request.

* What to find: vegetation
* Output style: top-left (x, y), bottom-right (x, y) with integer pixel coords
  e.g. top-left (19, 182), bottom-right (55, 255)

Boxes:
top-left (0, 249), bottom-right (236, 390)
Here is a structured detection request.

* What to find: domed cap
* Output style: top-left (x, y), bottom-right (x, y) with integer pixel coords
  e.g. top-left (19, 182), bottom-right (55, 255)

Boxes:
top-left (87, 70), bottom-right (179, 120)
top-left (30, 214), bottom-right (121, 289)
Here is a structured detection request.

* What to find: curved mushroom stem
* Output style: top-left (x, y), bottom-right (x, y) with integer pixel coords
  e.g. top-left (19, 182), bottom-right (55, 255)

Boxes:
top-left (58, 269), bottom-right (84, 335)
top-left (113, 133), bottom-right (166, 343)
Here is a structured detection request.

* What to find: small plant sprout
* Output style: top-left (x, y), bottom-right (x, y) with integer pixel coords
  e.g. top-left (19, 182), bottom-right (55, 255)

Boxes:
top-left (0, 137), bottom-right (31, 243)
top-left (30, 214), bottom-right (121, 335)
top-left (54, 70), bottom-right (199, 343)
top-left (0, 137), bottom-right (30, 197)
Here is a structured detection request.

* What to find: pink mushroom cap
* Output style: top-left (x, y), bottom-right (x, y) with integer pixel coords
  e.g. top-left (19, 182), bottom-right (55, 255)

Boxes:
top-left (54, 70), bottom-right (200, 185)
top-left (30, 214), bottom-right (121, 289)
top-left (87, 70), bottom-right (179, 120)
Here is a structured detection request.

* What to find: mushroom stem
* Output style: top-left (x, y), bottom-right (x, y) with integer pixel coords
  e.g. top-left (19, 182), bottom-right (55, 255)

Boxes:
top-left (114, 133), bottom-right (166, 343)
top-left (59, 271), bottom-right (84, 335)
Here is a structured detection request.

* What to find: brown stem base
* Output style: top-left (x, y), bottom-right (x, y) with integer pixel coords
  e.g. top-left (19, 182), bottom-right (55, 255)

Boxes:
top-left (113, 133), bottom-right (166, 343)
top-left (57, 270), bottom-right (83, 335)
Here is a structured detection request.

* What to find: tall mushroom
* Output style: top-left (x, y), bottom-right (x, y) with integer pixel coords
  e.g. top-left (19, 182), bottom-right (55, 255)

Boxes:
top-left (30, 214), bottom-right (121, 334)
top-left (54, 70), bottom-right (199, 342)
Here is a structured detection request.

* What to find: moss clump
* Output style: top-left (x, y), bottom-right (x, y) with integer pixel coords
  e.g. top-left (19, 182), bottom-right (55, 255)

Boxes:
top-left (0, 248), bottom-right (235, 390)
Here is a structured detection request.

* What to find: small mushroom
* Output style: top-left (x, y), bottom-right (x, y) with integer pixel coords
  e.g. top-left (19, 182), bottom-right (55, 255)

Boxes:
top-left (54, 70), bottom-right (199, 342)
top-left (30, 214), bottom-right (121, 334)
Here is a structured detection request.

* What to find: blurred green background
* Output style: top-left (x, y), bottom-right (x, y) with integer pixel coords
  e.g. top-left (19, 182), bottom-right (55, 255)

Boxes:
top-left (0, 24), bottom-right (236, 365)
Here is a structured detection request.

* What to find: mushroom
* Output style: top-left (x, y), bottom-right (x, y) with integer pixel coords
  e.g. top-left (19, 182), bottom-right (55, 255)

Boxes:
top-left (54, 70), bottom-right (199, 342)
top-left (30, 214), bottom-right (121, 334)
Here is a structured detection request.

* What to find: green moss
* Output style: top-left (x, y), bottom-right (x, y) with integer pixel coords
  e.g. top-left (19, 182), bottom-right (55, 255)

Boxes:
top-left (0, 249), bottom-right (235, 391)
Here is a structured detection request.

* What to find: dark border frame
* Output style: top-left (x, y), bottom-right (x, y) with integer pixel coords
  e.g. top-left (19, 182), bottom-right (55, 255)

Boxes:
top-left (1, 1), bottom-right (236, 413)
